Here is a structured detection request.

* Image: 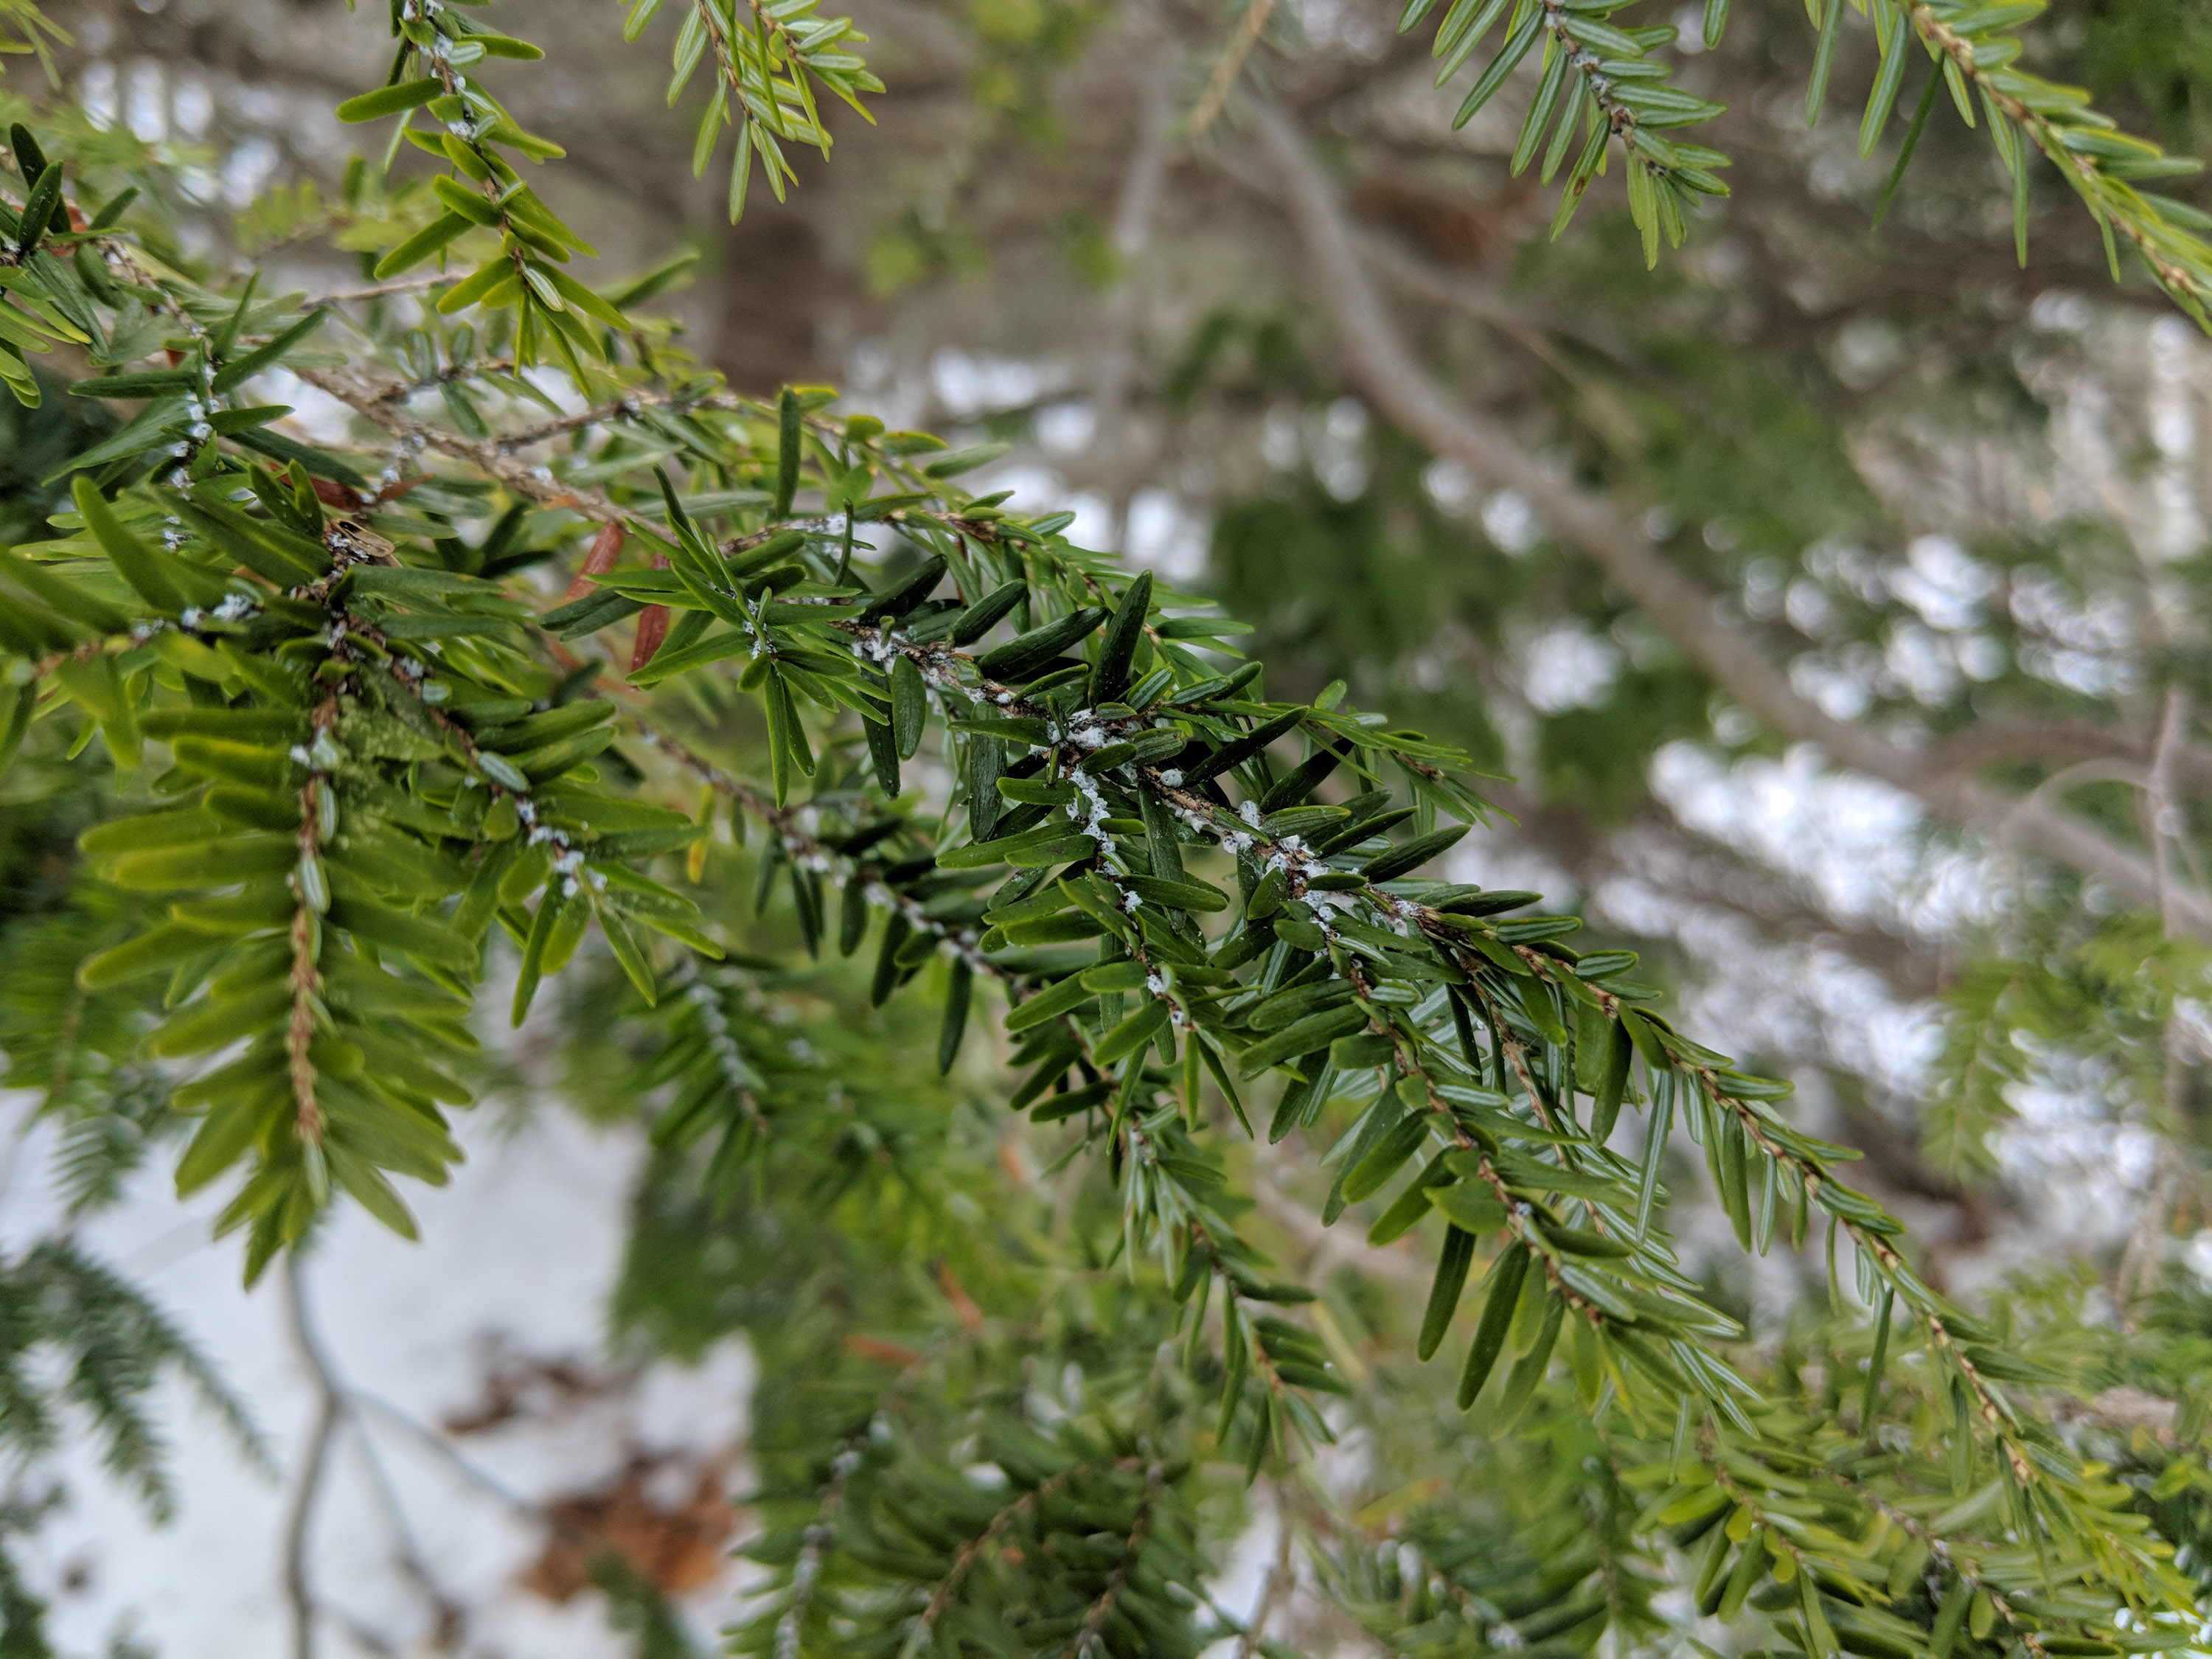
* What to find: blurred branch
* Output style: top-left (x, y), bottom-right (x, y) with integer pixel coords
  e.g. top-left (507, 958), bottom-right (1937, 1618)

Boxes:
top-left (2121, 690), bottom-right (2198, 1307)
top-left (342, 1419), bottom-right (465, 1652)
top-left (1356, 232), bottom-right (1640, 371)
top-left (1243, 99), bottom-right (2212, 939)
top-left (1921, 720), bottom-right (2212, 801)
top-left (1922, 721), bottom-right (2149, 778)
top-left (305, 275), bottom-right (443, 308)
top-left (1208, 144), bottom-right (1628, 370)
top-left (349, 1393), bottom-right (542, 1522)
top-left (1995, 757), bottom-right (2149, 839)
top-left (282, 1259), bottom-right (344, 1659)
top-left (2149, 690), bottom-right (2199, 924)
top-left (1091, 42), bottom-right (1179, 546)
top-left (1234, 1491), bottom-right (1296, 1659)
top-left (284, 1261), bottom-right (469, 1656)
top-left (1472, 772), bottom-right (1944, 998)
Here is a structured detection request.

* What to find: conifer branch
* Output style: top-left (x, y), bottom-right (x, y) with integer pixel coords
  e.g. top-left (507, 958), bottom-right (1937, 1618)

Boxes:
top-left (6, 15), bottom-right (2210, 1651)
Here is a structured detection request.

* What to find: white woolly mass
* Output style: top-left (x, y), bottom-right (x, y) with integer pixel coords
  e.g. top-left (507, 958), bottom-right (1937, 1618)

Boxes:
top-left (1066, 770), bottom-right (1115, 846)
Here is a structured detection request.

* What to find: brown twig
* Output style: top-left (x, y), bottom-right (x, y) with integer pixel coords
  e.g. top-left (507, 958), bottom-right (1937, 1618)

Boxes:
top-left (1188, 0), bottom-right (1276, 139)
top-left (914, 1460), bottom-right (1147, 1636)
top-left (286, 704), bottom-right (333, 1147)
top-left (1801, 1459), bottom-right (2051, 1659)
top-left (1905, 3), bottom-right (2199, 307)
top-left (1694, 1064), bottom-right (2034, 1486)
top-left (303, 274), bottom-right (445, 308)
top-left (1061, 1464), bottom-right (1164, 1658)
top-left (291, 364), bottom-right (633, 526)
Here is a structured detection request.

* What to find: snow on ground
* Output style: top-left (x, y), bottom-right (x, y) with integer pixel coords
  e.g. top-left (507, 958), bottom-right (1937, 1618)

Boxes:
top-left (3, 1102), bottom-right (754, 1658)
